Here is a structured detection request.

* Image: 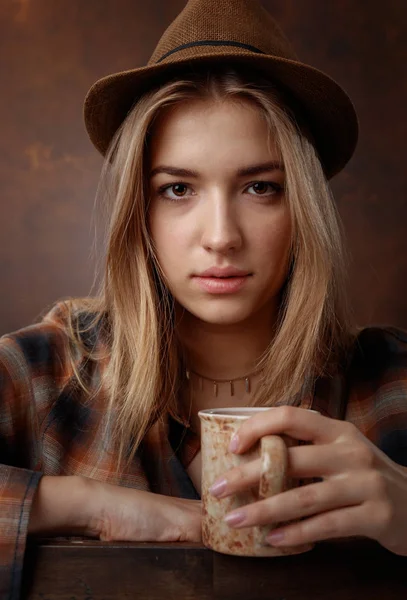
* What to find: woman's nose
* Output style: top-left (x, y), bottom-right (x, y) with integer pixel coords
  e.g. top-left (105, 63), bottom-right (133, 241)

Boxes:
top-left (200, 198), bottom-right (243, 253)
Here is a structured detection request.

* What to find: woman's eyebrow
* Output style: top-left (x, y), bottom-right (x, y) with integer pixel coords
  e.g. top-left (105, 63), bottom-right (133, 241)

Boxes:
top-left (237, 161), bottom-right (285, 176)
top-left (150, 161), bottom-right (284, 179)
top-left (150, 166), bottom-right (199, 178)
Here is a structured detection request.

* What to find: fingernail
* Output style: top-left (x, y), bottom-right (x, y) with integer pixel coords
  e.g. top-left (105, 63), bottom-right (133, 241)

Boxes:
top-left (266, 530), bottom-right (285, 545)
top-left (224, 511), bottom-right (246, 527)
top-left (209, 478), bottom-right (227, 497)
top-left (229, 434), bottom-right (240, 453)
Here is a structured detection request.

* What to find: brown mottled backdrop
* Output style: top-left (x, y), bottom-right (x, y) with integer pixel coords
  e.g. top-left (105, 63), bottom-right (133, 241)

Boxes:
top-left (0, 0), bottom-right (406, 335)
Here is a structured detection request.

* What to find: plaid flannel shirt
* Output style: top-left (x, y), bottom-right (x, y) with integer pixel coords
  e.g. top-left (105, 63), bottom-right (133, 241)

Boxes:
top-left (0, 301), bottom-right (407, 599)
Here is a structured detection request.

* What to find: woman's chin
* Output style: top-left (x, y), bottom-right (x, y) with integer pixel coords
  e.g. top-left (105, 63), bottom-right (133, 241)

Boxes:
top-left (186, 304), bottom-right (256, 326)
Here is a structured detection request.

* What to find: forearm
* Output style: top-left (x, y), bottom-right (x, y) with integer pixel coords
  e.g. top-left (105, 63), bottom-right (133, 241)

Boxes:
top-left (27, 475), bottom-right (96, 537)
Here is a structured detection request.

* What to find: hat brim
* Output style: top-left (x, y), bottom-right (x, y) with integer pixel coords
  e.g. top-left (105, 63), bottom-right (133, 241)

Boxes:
top-left (84, 51), bottom-right (358, 179)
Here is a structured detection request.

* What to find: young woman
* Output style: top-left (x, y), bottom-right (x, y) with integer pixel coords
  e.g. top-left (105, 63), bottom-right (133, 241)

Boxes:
top-left (1, 0), bottom-right (407, 597)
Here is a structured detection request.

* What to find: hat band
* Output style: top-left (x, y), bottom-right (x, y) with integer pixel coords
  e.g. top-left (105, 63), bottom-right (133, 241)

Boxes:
top-left (157, 40), bottom-right (265, 64)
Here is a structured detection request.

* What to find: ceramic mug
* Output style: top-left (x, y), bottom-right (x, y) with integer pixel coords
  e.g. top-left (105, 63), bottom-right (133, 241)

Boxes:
top-left (198, 407), bottom-right (316, 557)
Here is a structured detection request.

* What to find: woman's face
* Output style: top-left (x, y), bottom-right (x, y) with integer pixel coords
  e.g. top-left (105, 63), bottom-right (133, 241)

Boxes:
top-left (148, 98), bottom-right (292, 328)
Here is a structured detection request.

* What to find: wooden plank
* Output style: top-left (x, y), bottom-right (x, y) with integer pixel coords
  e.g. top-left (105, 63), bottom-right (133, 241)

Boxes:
top-left (22, 541), bottom-right (213, 600)
top-left (21, 539), bottom-right (407, 600)
top-left (213, 538), bottom-right (407, 600)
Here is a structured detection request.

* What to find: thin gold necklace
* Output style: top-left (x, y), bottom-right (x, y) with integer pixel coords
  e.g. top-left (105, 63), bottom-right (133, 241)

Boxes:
top-left (185, 367), bottom-right (263, 397)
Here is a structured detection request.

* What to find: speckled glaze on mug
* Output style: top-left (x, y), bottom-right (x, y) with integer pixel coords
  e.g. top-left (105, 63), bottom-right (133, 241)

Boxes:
top-left (199, 407), bottom-right (314, 557)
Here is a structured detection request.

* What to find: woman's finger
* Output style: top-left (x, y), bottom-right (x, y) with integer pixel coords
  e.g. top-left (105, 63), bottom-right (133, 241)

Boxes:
top-left (264, 504), bottom-right (373, 548)
top-left (287, 441), bottom-right (376, 479)
top-left (209, 458), bottom-right (261, 498)
top-left (211, 441), bottom-right (375, 499)
top-left (224, 476), bottom-right (364, 528)
top-left (230, 406), bottom-right (356, 453)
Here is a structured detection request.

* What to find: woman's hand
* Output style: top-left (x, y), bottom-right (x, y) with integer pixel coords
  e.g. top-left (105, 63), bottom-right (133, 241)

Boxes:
top-left (85, 480), bottom-right (202, 543)
top-left (209, 406), bottom-right (407, 556)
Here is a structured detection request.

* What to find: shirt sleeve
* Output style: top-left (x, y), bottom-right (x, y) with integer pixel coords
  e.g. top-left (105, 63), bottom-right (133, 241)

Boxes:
top-left (0, 333), bottom-right (45, 600)
top-left (0, 300), bottom-right (100, 599)
top-left (345, 326), bottom-right (407, 467)
top-left (0, 466), bottom-right (41, 600)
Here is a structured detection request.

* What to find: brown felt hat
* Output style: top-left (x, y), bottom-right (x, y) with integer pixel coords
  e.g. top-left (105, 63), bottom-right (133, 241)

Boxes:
top-left (84, 0), bottom-right (358, 179)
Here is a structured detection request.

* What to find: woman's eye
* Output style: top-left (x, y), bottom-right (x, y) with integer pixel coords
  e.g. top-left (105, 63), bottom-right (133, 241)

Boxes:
top-left (156, 181), bottom-right (283, 202)
top-left (158, 183), bottom-right (191, 201)
top-left (247, 181), bottom-right (283, 196)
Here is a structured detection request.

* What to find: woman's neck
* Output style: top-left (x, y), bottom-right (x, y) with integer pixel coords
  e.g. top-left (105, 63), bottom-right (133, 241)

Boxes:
top-left (175, 303), bottom-right (277, 430)
top-left (175, 305), bottom-right (275, 380)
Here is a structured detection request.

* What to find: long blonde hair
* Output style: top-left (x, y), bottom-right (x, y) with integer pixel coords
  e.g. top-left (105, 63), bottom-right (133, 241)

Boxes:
top-left (62, 65), bottom-right (354, 470)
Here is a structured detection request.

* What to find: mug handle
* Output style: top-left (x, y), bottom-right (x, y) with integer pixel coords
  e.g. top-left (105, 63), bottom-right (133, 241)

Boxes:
top-left (254, 434), bottom-right (290, 547)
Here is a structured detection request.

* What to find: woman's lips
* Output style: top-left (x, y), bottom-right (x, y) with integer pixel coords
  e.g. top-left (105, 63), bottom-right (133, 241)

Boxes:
top-left (193, 275), bottom-right (251, 294)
